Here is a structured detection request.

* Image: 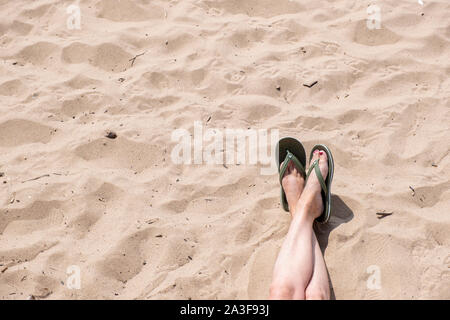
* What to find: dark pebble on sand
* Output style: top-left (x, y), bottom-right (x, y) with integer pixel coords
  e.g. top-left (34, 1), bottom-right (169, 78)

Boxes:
top-left (106, 131), bottom-right (117, 139)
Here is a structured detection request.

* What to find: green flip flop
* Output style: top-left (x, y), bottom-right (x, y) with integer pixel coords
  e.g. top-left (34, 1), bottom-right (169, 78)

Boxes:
top-left (305, 144), bottom-right (334, 224)
top-left (276, 137), bottom-right (307, 212)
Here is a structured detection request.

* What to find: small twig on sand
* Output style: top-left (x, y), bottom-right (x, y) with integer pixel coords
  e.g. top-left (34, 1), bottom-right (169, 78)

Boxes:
top-left (21, 173), bottom-right (64, 183)
top-left (21, 174), bottom-right (50, 183)
top-left (32, 289), bottom-right (52, 299)
top-left (129, 52), bottom-right (146, 67)
top-left (303, 81), bottom-right (318, 88)
top-left (409, 185), bottom-right (415, 196)
top-left (376, 212), bottom-right (393, 219)
top-left (146, 218), bottom-right (159, 225)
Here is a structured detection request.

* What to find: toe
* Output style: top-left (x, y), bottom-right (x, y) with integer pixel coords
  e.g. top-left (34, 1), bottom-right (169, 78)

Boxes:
top-left (308, 149), bottom-right (329, 182)
top-left (287, 161), bottom-right (294, 174)
top-left (310, 149), bottom-right (320, 164)
top-left (318, 150), bottom-right (328, 163)
top-left (283, 160), bottom-right (301, 178)
top-left (280, 160), bottom-right (291, 178)
top-left (318, 150), bottom-right (329, 180)
top-left (288, 161), bottom-right (299, 176)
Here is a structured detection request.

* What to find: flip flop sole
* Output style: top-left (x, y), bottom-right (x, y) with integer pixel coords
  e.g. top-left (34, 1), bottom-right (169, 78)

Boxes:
top-left (276, 137), bottom-right (307, 212)
top-left (309, 144), bottom-right (334, 224)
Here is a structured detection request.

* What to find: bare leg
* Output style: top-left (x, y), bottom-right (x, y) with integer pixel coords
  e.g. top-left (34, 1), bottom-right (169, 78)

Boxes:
top-left (305, 233), bottom-right (330, 300)
top-left (270, 150), bottom-right (329, 300)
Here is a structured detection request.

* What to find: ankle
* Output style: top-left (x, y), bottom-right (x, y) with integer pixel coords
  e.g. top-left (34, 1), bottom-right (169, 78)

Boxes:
top-left (296, 192), bottom-right (314, 211)
top-left (293, 205), bottom-right (315, 225)
top-left (289, 206), bottom-right (296, 216)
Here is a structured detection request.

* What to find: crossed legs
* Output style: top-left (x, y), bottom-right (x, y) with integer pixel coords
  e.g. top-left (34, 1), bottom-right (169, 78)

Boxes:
top-left (269, 149), bottom-right (330, 300)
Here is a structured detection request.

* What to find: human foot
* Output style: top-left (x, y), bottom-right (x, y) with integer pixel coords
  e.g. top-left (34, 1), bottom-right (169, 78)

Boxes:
top-left (280, 160), bottom-right (305, 216)
top-left (296, 149), bottom-right (329, 220)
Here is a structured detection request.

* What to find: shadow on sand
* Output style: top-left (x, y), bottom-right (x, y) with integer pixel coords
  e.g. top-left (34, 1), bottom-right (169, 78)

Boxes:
top-left (314, 194), bottom-right (354, 300)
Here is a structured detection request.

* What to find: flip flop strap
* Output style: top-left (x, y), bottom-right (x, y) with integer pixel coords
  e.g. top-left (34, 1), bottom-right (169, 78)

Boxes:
top-left (306, 159), bottom-right (327, 194)
top-left (279, 150), bottom-right (306, 184)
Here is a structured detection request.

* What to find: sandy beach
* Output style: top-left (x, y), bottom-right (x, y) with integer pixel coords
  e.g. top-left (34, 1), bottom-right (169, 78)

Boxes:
top-left (0, 0), bottom-right (449, 299)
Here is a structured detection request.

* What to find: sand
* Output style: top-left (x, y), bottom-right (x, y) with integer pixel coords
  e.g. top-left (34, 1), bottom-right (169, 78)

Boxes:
top-left (0, 0), bottom-right (449, 300)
